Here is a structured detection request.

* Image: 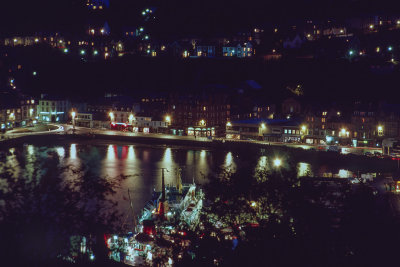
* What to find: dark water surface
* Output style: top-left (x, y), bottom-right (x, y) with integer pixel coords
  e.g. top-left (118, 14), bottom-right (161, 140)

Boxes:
top-left (0, 139), bottom-right (360, 230)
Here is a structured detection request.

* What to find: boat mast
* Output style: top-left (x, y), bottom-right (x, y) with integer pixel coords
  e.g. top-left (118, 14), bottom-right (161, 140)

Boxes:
top-left (128, 188), bottom-right (137, 232)
top-left (157, 168), bottom-right (168, 219)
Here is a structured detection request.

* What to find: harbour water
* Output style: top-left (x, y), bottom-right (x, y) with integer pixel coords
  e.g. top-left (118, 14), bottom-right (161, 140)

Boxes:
top-left (0, 140), bottom-right (372, 230)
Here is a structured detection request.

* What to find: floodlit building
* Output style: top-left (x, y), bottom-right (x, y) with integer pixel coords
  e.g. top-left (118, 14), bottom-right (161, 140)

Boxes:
top-left (168, 91), bottom-right (230, 137)
top-left (37, 95), bottom-right (71, 123)
top-left (20, 98), bottom-right (37, 126)
top-left (225, 118), bottom-right (303, 142)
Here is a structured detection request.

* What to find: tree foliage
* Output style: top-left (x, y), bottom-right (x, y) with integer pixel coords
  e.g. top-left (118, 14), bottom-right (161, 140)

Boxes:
top-left (0, 150), bottom-right (126, 265)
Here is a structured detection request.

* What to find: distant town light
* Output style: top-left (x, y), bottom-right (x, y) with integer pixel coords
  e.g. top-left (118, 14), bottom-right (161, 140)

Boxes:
top-left (378, 125), bottom-right (383, 131)
top-left (226, 121), bottom-right (232, 127)
top-left (63, 48), bottom-right (69, 53)
top-left (376, 47), bottom-right (380, 53)
top-left (369, 24), bottom-right (374, 29)
top-left (388, 46), bottom-right (393, 51)
top-left (301, 125), bottom-right (307, 132)
top-left (139, 27), bottom-right (144, 32)
top-left (144, 35), bottom-right (149, 40)
top-left (93, 50), bottom-right (98, 55)
top-left (348, 50), bottom-right (354, 56)
top-left (260, 123), bottom-right (266, 129)
top-left (34, 38), bottom-right (39, 42)
top-left (397, 20), bottom-right (400, 25)
top-left (142, 11), bottom-right (146, 15)
top-left (146, 8), bottom-right (149, 12)
top-left (33, 71), bottom-right (37, 76)
top-left (80, 50), bottom-right (85, 55)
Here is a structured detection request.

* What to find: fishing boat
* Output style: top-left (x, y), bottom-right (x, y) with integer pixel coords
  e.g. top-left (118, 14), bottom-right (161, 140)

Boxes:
top-left (105, 167), bottom-right (204, 266)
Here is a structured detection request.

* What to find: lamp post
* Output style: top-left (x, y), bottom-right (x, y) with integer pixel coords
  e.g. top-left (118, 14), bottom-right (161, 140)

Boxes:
top-left (129, 114), bottom-right (135, 125)
top-left (71, 111), bottom-right (76, 130)
top-left (109, 112), bottom-right (114, 122)
top-left (165, 115), bottom-right (171, 125)
top-left (301, 125), bottom-right (307, 134)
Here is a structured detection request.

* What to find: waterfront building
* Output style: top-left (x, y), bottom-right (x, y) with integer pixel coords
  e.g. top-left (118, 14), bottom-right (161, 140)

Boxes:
top-left (168, 91), bottom-right (230, 137)
top-left (20, 98), bottom-right (37, 126)
top-left (225, 118), bottom-right (304, 142)
top-left (74, 113), bottom-right (93, 128)
top-left (37, 95), bottom-right (71, 123)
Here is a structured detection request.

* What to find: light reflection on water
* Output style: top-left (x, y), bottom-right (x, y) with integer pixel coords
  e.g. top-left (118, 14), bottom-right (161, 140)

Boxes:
top-left (223, 152), bottom-right (236, 172)
top-left (297, 162), bottom-right (313, 177)
top-left (70, 144), bottom-right (77, 159)
top-left (1, 142), bottom-right (356, 229)
top-left (56, 147), bottom-right (65, 159)
top-left (257, 156), bottom-right (268, 170)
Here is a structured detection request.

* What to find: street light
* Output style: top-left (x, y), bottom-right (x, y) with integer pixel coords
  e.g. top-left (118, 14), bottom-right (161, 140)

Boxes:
top-left (341, 128), bottom-right (346, 137)
top-left (301, 125), bottom-right (307, 133)
top-left (273, 158), bottom-right (282, 168)
top-left (71, 111), bottom-right (76, 130)
top-left (165, 115), bottom-right (171, 125)
top-left (200, 119), bottom-right (205, 126)
top-left (226, 121), bottom-right (232, 127)
top-left (109, 112), bottom-right (114, 122)
top-left (261, 123), bottom-right (266, 129)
